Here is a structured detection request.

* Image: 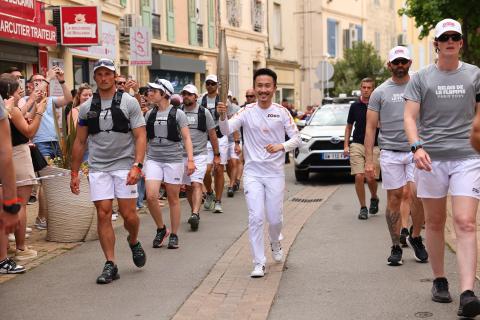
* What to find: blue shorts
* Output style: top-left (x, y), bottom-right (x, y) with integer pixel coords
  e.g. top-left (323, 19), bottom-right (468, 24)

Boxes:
top-left (36, 141), bottom-right (62, 159)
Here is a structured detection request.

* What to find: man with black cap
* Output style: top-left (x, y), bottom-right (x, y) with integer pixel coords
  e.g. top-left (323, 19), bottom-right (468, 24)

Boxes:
top-left (405, 18), bottom-right (480, 317)
top-left (70, 58), bottom-right (147, 284)
top-left (201, 75), bottom-right (229, 213)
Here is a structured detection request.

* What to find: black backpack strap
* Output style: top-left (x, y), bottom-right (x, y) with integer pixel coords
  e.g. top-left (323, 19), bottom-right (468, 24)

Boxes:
top-left (87, 92), bottom-right (101, 134)
top-left (197, 106), bottom-right (207, 132)
top-left (111, 91), bottom-right (130, 133)
top-left (146, 107), bottom-right (158, 140)
top-left (167, 107), bottom-right (181, 142)
top-left (200, 94), bottom-right (207, 107)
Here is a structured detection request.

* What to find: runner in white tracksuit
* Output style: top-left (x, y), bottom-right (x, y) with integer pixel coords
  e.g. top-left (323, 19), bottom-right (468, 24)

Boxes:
top-left (218, 68), bottom-right (301, 278)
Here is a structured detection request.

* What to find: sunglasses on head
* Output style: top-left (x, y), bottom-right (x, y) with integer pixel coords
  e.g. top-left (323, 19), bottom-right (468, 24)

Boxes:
top-left (391, 58), bottom-right (410, 66)
top-left (94, 59), bottom-right (115, 67)
top-left (437, 33), bottom-right (462, 42)
top-left (245, 95), bottom-right (255, 98)
top-left (205, 81), bottom-right (217, 86)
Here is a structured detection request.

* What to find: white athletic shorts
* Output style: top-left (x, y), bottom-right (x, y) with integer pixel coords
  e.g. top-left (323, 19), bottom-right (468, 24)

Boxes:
top-left (144, 159), bottom-right (184, 185)
top-left (380, 150), bottom-right (415, 190)
top-left (207, 136), bottom-right (229, 165)
top-left (415, 159), bottom-right (480, 199)
top-left (228, 141), bottom-right (240, 160)
top-left (182, 154), bottom-right (208, 185)
top-left (89, 170), bottom-right (138, 202)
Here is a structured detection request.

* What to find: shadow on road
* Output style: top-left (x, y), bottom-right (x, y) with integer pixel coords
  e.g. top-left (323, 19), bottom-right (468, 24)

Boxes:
top-left (291, 171), bottom-right (354, 186)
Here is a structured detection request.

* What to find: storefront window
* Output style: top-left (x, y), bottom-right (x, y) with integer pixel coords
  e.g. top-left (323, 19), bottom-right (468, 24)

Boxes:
top-left (73, 57), bottom-right (96, 90)
top-left (149, 70), bottom-right (195, 94)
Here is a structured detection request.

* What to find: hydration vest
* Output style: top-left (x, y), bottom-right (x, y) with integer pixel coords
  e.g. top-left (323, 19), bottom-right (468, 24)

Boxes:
top-left (146, 106), bottom-right (181, 142)
top-left (200, 94), bottom-right (223, 138)
top-left (87, 91), bottom-right (130, 135)
top-left (181, 105), bottom-right (207, 132)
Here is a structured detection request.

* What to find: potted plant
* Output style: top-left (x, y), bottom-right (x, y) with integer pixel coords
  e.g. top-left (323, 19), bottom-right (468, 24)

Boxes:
top-left (40, 106), bottom-right (98, 242)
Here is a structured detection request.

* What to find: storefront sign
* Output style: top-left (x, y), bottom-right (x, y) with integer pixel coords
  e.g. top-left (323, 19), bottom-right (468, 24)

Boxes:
top-left (0, 0), bottom-right (57, 46)
top-left (129, 27), bottom-right (152, 66)
top-left (1, 0), bottom-right (36, 21)
top-left (69, 21), bottom-right (116, 60)
top-left (60, 6), bottom-right (100, 46)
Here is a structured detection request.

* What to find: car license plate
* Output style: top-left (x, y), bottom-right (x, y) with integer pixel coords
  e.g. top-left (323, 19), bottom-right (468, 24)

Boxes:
top-left (322, 152), bottom-right (346, 160)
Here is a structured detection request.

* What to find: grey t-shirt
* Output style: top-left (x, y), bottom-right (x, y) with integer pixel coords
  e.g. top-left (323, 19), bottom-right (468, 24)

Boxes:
top-left (0, 98), bottom-right (6, 120)
top-left (227, 102), bottom-right (241, 143)
top-left (206, 96), bottom-right (218, 126)
top-left (404, 62), bottom-right (480, 160)
top-left (183, 105), bottom-right (215, 156)
top-left (145, 105), bottom-right (189, 163)
top-left (78, 92), bottom-right (146, 172)
top-left (368, 79), bottom-right (410, 152)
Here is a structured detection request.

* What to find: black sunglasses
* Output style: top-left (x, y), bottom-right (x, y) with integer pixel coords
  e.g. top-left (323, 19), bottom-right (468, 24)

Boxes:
top-left (391, 58), bottom-right (410, 66)
top-left (116, 81), bottom-right (126, 85)
top-left (205, 81), bottom-right (217, 86)
top-left (245, 95), bottom-right (255, 98)
top-left (94, 59), bottom-right (115, 67)
top-left (437, 33), bottom-right (462, 42)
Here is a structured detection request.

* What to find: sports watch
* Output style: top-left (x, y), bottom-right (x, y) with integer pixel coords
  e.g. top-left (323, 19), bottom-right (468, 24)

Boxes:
top-left (133, 162), bottom-right (143, 169)
top-left (3, 201), bottom-right (21, 215)
top-left (411, 141), bottom-right (424, 153)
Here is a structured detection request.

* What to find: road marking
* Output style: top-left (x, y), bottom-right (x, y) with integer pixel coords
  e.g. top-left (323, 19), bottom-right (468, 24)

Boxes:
top-left (173, 185), bottom-right (339, 320)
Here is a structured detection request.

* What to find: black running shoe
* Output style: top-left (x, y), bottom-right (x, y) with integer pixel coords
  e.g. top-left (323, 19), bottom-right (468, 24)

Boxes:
top-left (188, 213), bottom-right (200, 231)
top-left (407, 235), bottom-right (428, 263)
top-left (153, 226), bottom-right (170, 248)
top-left (96, 261), bottom-right (120, 284)
top-left (358, 207), bottom-right (368, 220)
top-left (432, 277), bottom-right (452, 303)
top-left (128, 237), bottom-right (146, 268)
top-left (233, 180), bottom-right (240, 192)
top-left (387, 245), bottom-right (403, 266)
top-left (400, 227), bottom-right (409, 247)
top-left (458, 290), bottom-right (480, 317)
top-left (168, 233), bottom-right (179, 249)
top-left (227, 187), bottom-right (234, 198)
top-left (369, 197), bottom-right (379, 214)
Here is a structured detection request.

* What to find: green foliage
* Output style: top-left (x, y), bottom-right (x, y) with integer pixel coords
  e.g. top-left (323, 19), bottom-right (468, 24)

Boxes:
top-left (399, 0), bottom-right (480, 64)
top-left (331, 42), bottom-right (390, 96)
top-left (51, 106), bottom-right (77, 170)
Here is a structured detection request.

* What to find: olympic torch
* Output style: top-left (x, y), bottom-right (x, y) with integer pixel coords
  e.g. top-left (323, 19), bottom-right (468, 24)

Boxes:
top-left (216, 0), bottom-right (229, 110)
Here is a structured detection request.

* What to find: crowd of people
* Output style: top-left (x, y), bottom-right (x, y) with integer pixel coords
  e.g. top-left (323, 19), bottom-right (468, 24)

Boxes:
top-left (1, 16), bottom-right (480, 319)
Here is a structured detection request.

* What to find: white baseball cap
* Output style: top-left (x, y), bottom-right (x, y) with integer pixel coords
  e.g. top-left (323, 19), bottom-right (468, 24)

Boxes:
top-left (148, 78), bottom-right (174, 96)
top-left (205, 74), bottom-right (218, 83)
top-left (93, 59), bottom-right (116, 72)
top-left (228, 90), bottom-right (233, 97)
top-left (181, 84), bottom-right (198, 96)
top-left (435, 19), bottom-right (462, 38)
top-left (388, 46), bottom-right (411, 62)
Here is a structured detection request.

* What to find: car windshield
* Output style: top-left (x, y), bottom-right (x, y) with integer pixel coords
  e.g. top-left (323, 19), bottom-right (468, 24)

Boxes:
top-left (308, 104), bottom-right (350, 126)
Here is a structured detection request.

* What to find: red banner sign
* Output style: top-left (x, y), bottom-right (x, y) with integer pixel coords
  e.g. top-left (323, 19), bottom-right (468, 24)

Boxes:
top-left (0, 13), bottom-right (56, 46)
top-left (60, 6), bottom-right (100, 46)
top-left (1, 0), bottom-right (36, 21)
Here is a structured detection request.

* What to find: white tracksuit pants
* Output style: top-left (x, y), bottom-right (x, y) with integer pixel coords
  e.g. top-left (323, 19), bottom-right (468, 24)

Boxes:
top-left (243, 175), bottom-right (285, 265)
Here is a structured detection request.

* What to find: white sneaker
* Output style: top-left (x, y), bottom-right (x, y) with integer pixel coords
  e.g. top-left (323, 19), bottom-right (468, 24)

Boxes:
top-left (111, 212), bottom-right (119, 221)
top-left (25, 227), bottom-right (33, 233)
top-left (250, 264), bottom-right (265, 278)
top-left (8, 233), bottom-right (15, 242)
top-left (213, 201), bottom-right (223, 213)
top-left (271, 241), bottom-right (283, 263)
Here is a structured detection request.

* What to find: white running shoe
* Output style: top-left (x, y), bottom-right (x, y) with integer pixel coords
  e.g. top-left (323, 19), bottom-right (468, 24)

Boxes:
top-left (111, 212), bottom-right (119, 221)
top-left (271, 241), bottom-right (283, 263)
top-left (250, 264), bottom-right (265, 278)
top-left (213, 201), bottom-right (223, 213)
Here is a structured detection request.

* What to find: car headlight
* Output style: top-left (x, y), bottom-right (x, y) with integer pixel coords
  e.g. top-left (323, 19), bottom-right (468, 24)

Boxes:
top-left (300, 133), bottom-right (312, 143)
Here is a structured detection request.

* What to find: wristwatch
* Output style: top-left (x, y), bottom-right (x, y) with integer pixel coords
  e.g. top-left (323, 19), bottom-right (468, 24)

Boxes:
top-left (234, 140), bottom-right (241, 144)
top-left (58, 80), bottom-right (66, 84)
top-left (214, 153), bottom-right (220, 157)
top-left (411, 141), bottom-right (424, 153)
top-left (133, 162), bottom-right (143, 169)
top-left (3, 203), bottom-right (21, 215)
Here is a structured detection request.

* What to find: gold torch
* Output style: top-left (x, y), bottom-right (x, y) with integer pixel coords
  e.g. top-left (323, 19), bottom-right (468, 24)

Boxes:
top-left (216, 0), bottom-right (229, 107)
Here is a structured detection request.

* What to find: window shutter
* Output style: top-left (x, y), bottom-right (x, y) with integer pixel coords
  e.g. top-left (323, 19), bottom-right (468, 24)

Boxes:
top-left (188, 0), bottom-right (198, 46)
top-left (141, 0), bottom-right (151, 28)
top-left (166, 0), bottom-right (175, 42)
top-left (208, 0), bottom-right (215, 48)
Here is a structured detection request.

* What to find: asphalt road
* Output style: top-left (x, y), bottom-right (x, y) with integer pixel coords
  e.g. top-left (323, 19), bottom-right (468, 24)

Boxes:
top-left (270, 173), bottom-right (464, 320)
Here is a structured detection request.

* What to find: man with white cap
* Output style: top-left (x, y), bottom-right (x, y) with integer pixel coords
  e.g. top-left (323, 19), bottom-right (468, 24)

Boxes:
top-left (180, 84), bottom-right (220, 230)
top-left (365, 46), bottom-right (428, 267)
top-left (200, 75), bottom-right (229, 213)
top-left (144, 78), bottom-right (195, 249)
top-left (71, 58), bottom-right (147, 284)
top-left (404, 18), bottom-right (480, 317)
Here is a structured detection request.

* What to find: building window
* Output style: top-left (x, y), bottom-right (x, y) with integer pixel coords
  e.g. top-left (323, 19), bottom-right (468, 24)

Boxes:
top-left (327, 19), bottom-right (337, 57)
top-left (229, 59), bottom-right (239, 99)
top-left (166, 0), bottom-right (175, 42)
top-left (227, 0), bottom-right (241, 27)
top-left (151, 0), bottom-right (161, 39)
top-left (374, 31), bottom-right (381, 51)
top-left (208, 0), bottom-right (215, 48)
top-left (273, 3), bottom-right (282, 47)
top-left (252, 0), bottom-right (264, 32)
top-left (355, 25), bottom-right (363, 42)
